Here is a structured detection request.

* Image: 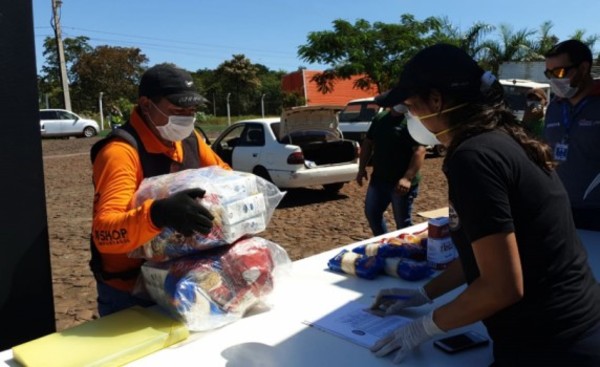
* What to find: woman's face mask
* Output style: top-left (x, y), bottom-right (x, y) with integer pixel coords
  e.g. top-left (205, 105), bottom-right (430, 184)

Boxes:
top-left (406, 103), bottom-right (467, 146)
top-left (149, 102), bottom-right (196, 142)
top-left (406, 111), bottom-right (441, 146)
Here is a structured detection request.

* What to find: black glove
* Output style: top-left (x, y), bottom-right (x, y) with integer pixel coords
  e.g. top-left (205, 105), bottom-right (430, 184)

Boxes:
top-left (150, 188), bottom-right (214, 236)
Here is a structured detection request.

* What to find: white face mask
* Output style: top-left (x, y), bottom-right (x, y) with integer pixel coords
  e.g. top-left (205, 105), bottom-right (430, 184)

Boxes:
top-left (407, 111), bottom-right (441, 145)
top-left (549, 78), bottom-right (578, 99)
top-left (406, 103), bottom-right (467, 146)
top-left (149, 102), bottom-right (196, 142)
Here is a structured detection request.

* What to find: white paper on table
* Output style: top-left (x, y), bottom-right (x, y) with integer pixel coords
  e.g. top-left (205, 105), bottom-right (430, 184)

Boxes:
top-left (303, 300), bottom-right (412, 348)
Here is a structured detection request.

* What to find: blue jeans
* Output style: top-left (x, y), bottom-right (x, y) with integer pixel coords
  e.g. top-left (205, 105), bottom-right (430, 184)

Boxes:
top-left (96, 281), bottom-right (155, 317)
top-left (364, 178), bottom-right (418, 236)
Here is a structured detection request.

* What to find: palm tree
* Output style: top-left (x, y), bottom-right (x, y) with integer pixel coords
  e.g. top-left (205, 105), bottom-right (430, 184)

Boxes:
top-left (532, 21), bottom-right (559, 58)
top-left (479, 24), bottom-right (538, 74)
top-left (435, 17), bottom-right (494, 60)
top-left (568, 29), bottom-right (600, 51)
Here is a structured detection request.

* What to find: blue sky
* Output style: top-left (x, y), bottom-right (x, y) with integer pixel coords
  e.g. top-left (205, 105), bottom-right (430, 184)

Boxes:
top-left (32, 0), bottom-right (600, 74)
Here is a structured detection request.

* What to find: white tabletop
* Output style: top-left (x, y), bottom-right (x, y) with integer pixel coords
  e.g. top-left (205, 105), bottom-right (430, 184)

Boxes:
top-left (2, 225), bottom-right (599, 367)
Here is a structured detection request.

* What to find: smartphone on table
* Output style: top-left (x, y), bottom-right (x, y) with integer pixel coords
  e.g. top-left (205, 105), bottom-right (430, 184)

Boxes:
top-left (433, 330), bottom-right (489, 354)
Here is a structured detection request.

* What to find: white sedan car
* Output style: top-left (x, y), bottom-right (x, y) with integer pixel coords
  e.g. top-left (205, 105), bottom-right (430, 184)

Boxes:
top-left (40, 109), bottom-right (100, 138)
top-left (211, 106), bottom-right (360, 193)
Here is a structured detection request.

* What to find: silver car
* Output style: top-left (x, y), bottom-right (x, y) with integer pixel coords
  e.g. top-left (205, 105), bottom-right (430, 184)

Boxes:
top-left (40, 109), bottom-right (100, 138)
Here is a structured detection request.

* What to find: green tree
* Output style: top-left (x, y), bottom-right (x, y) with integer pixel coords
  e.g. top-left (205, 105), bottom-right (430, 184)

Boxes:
top-left (437, 18), bottom-right (495, 59)
top-left (39, 36), bottom-right (92, 109)
top-left (71, 46), bottom-right (148, 113)
top-left (568, 29), bottom-right (600, 51)
top-left (297, 15), bottom-right (444, 93)
top-left (214, 54), bottom-right (261, 115)
top-left (532, 21), bottom-right (559, 58)
top-left (479, 24), bottom-right (538, 74)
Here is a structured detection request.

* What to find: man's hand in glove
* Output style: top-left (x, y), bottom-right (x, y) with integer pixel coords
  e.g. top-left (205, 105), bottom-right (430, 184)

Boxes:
top-left (150, 188), bottom-right (214, 236)
top-left (370, 287), bottom-right (432, 315)
top-left (371, 311), bottom-right (445, 363)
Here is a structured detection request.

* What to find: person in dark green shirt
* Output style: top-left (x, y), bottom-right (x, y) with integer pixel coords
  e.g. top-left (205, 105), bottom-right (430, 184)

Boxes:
top-left (355, 105), bottom-right (426, 236)
top-left (521, 88), bottom-right (547, 137)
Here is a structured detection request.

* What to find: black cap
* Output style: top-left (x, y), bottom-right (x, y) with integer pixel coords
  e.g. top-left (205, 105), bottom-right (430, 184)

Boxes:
top-left (139, 64), bottom-right (207, 107)
top-left (375, 44), bottom-right (484, 107)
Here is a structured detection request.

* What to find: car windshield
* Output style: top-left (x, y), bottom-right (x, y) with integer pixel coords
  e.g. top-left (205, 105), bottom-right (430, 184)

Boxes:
top-left (338, 102), bottom-right (379, 123)
top-left (502, 85), bottom-right (530, 111)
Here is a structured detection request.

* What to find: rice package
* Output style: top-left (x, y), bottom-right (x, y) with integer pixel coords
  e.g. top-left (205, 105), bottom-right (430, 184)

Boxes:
top-left (327, 249), bottom-right (384, 280)
top-left (352, 229), bottom-right (428, 261)
top-left (140, 236), bottom-right (292, 331)
top-left (130, 166), bottom-right (285, 261)
top-left (384, 258), bottom-right (432, 281)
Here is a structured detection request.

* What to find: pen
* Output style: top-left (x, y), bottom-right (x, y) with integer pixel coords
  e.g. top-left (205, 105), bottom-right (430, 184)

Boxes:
top-left (372, 295), bottom-right (411, 300)
top-left (382, 295), bottom-right (411, 300)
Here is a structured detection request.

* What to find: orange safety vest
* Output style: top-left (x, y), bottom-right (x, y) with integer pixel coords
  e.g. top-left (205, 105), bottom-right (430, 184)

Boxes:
top-left (90, 108), bottom-right (230, 292)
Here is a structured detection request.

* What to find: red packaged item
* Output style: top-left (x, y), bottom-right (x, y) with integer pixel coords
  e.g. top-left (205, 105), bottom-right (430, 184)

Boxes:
top-left (139, 236), bottom-right (291, 331)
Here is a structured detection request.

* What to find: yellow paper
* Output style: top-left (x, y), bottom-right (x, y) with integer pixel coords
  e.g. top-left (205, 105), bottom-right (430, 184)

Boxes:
top-left (12, 306), bottom-right (188, 367)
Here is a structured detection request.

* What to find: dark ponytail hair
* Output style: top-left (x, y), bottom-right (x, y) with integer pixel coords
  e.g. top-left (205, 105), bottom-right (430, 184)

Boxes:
top-left (438, 80), bottom-right (556, 172)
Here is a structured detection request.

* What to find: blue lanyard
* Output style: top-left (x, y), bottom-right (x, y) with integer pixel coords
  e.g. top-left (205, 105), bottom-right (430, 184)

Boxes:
top-left (561, 98), bottom-right (589, 138)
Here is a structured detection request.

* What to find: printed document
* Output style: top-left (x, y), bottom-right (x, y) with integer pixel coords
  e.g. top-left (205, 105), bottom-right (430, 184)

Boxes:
top-left (303, 300), bottom-right (412, 348)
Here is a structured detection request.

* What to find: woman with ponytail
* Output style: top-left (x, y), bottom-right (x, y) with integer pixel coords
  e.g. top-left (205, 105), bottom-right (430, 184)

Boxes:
top-left (369, 44), bottom-right (600, 366)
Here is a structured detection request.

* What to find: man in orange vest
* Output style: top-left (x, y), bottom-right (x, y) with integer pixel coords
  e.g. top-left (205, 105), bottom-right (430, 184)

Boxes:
top-left (90, 64), bottom-right (230, 316)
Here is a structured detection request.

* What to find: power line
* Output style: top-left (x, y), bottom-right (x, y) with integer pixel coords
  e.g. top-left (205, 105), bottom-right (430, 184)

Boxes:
top-left (34, 29), bottom-right (307, 70)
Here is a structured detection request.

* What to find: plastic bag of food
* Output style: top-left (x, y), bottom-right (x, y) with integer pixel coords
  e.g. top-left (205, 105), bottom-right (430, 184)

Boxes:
top-left (352, 228), bottom-right (428, 261)
top-left (130, 166), bottom-right (285, 261)
top-left (327, 249), bottom-right (384, 279)
top-left (384, 257), bottom-right (432, 281)
top-left (140, 236), bottom-right (292, 331)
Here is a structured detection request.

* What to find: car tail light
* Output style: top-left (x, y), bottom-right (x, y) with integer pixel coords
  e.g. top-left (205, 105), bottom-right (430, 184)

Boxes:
top-left (287, 151), bottom-right (305, 165)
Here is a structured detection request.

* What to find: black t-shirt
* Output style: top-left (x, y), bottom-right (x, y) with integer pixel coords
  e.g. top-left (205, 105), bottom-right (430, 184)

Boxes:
top-left (366, 110), bottom-right (421, 184)
top-left (444, 130), bottom-right (600, 354)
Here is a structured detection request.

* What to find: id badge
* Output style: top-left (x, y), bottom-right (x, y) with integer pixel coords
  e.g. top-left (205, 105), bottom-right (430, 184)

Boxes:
top-left (554, 142), bottom-right (569, 161)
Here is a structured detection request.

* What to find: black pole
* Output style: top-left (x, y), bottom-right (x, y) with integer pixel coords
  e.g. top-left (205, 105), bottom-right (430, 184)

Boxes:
top-left (0, 0), bottom-right (56, 349)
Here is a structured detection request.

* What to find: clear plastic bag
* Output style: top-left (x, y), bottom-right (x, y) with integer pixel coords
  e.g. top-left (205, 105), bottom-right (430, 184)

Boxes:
top-left (130, 166), bottom-right (285, 261)
top-left (139, 236), bottom-right (292, 331)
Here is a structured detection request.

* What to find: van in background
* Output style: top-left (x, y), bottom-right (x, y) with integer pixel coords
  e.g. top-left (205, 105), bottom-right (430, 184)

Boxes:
top-left (337, 97), bottom-right (382, 143)
top-left (499, 79), bottom-right (551, 121)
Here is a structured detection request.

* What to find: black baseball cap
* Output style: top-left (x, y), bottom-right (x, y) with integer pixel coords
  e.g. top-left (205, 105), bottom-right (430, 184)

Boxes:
top-left (139, 64), bottom-right (207, 107)
top-left (375, 44), bottom-right (484, 107)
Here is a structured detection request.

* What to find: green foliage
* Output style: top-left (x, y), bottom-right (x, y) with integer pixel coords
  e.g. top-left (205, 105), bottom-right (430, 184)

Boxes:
top-left (298, 15), bottom-right (445, 93)
top-left (38, 15), bottom-right (600, 123)
top-left (71, 46), bottom-right (148, 113)
top-left (281, 91), bottom-right (305, 108)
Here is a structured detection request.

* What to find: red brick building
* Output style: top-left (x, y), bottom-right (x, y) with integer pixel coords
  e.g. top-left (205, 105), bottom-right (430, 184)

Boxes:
top-left (281, 70), bottom-right (378, 106)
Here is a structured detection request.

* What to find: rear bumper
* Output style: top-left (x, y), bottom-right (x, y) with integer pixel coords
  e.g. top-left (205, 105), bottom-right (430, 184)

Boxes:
top-left (269, 163), bottom-right (358, 188)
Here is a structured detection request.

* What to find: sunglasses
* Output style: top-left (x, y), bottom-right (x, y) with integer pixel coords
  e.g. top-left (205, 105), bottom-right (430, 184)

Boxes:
top-left (544, 64), bottom-right (579, 79)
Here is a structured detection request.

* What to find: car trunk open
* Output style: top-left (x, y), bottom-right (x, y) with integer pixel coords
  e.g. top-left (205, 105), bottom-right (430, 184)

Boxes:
top-left (279, 106), bottom-right (358, 166)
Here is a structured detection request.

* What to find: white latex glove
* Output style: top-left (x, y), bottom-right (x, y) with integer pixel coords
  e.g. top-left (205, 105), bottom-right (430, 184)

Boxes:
top-left (370, 287), bottom-right (432, 315)
top-left (371, 311), bottom-right (445, 363)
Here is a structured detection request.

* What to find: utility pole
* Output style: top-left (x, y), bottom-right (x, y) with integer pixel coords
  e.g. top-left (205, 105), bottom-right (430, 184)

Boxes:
top-left (51, 0), bottom-right (71, 111)
top-left (99, 92), bottom-right (104, 130)
top-left (226, 93), bottom-right (231, 126)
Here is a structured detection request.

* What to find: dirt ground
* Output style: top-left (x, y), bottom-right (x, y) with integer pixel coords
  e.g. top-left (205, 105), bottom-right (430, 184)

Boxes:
top-left (41, 136), bottom-right (448, 331)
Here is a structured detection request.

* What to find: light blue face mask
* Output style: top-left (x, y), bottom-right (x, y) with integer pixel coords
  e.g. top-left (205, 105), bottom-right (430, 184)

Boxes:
top-left (549, 78), bottom-right (578, 99)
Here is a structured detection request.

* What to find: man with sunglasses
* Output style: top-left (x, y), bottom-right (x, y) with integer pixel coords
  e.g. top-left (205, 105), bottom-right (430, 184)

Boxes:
top-left (544, 39), bottom-right (600, 230)
top-left (89, 64), bottom-right (230, 316)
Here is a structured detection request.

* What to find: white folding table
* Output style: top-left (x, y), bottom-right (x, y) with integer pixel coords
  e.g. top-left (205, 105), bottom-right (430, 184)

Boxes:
top-left (2, 224), bottom-right (599, 367)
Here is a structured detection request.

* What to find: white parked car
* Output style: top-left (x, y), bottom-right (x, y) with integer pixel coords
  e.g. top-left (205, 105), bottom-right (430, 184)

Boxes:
top-left (211, 106), bottom-right (360, 193)
top-left (499, 79), bottom-right (551, 121)
top-left (337, 97), bottom-right (382, 143)
top-left (40, 109), bottom-right (100, 138)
